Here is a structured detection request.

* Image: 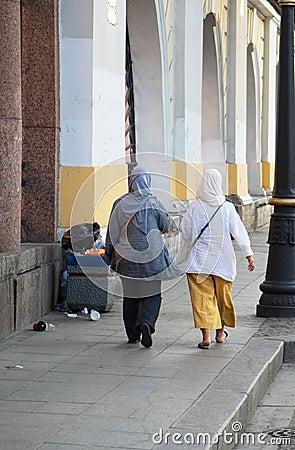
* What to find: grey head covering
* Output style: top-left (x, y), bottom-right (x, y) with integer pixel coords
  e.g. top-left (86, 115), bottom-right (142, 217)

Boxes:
top-left (118, 166), bottom-right (157, 234)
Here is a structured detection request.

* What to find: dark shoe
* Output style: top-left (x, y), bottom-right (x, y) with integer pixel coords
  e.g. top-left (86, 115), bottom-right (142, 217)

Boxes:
top-left (140, 323), bottom-right (152, 348)
top-left (215, 329), bottom-right (229, 343)
top-left (128, 338), bottom-right (140, 344)
top-left (198, 342), bottom-right (210, 350)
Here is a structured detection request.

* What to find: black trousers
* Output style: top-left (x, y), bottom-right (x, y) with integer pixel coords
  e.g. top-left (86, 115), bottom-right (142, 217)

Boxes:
top-left (120, 278), bottom-right (162, 340)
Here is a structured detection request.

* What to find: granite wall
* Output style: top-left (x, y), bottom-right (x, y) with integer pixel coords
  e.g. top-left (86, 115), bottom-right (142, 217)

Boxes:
top-left (21, 0), bottom-right (60, 243)
top-left (0, 244), bottom-right (60, 340)
top-left (0, 0), bottom-right (22, 252)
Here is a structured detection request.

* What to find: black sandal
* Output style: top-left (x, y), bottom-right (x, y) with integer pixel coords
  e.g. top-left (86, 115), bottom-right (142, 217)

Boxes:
top-left (198, 342), bottom-right (210, 349)
top-left (215, 329), bottom-right (229, 343)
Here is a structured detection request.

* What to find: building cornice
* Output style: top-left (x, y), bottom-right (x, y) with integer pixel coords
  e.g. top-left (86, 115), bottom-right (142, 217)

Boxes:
top-left (267, 0), bottom-right (281, 13)
top-left (248, 0), bottom-right (281, 19)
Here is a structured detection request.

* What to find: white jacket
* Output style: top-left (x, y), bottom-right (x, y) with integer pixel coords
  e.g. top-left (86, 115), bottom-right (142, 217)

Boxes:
top-left (181, 200), bottom-right (253, 282)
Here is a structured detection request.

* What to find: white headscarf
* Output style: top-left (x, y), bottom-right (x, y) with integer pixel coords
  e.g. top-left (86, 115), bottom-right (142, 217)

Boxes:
top-left (197, 169), bottom-right (225, 206)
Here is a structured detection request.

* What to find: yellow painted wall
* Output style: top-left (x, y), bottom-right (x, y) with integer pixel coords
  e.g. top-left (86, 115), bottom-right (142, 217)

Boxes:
top-left (227, 163), bottom-right (248, 196)
top-left (60, 165), bottom-right (128, 228)
top-left (93, 165), bottom-right (128, 226)
top-left (60, 167), bottom-right (94, 228)
top-left (262, 161), bottom-right (275, 189)
top-left (171, 161), bottom-right (203, 200)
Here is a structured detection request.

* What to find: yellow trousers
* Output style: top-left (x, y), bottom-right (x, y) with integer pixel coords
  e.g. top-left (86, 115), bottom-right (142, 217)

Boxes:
top-left (187, 274), bottom-right (236, 329)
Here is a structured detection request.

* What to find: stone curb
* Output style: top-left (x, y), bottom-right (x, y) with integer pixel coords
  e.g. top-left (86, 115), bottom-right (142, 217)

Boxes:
top-left (283, 340), bottom-right (295, 363)
top-left (155, 337), bottom-right (284, 450)
top-left (211, 337), bottom-right (284, 450)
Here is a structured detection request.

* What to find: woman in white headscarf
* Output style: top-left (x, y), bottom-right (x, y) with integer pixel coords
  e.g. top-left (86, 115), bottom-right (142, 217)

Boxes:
top-left (181, 169), bottom-right (255, 349)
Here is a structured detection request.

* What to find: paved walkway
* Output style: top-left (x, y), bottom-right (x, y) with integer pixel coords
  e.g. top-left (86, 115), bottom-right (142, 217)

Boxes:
top-left (0, 228), bottom-right (294, 449)
top-left (235, 362), bottom-right (295, 449)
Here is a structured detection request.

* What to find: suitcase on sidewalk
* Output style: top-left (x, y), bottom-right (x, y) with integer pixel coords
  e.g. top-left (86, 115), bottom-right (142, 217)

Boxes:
top-left (65, 255), bottom-right (117, 312)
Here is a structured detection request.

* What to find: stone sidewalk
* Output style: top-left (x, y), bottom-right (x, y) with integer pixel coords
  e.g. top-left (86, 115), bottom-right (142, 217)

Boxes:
top-left (235, 362), bottom-right (295, 449)
top-left (0, 228), bottom-right (293, 450)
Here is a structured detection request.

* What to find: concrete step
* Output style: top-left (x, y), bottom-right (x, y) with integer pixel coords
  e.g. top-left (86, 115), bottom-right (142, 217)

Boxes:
top-left (153, 336), bottom-right (284, 450)
top-left (234, 361), bottom-right (295, 450)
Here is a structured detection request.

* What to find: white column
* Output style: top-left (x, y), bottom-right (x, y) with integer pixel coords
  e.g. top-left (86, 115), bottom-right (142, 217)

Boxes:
top-left (173, 0), bottom-right (185, 161)
top-left (262, 18), bottom-right (277, 163)
top-left (184, 0), bottom-right (203, 163)
top-left (59, 0), bottom-right (94, 166)
top-left (92, 0), bottom-right (126, 166)
top-left (127, 0), bottom-right (164, 155)
top-left (155, 0), bottom-right (171, 156)
top-left (226, 0), bottom-right (247, 164)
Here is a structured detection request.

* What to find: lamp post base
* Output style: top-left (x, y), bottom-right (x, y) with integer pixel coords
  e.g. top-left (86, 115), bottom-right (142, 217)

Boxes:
top-left (257, 203), bottom-right (295, 318)
top-left (257, 293), bottom-right (295, 317)
top-left (256, 284), bottom-right (295, 317)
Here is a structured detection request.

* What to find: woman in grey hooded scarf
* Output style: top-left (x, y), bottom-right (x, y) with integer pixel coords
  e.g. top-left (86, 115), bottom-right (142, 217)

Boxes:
top-left (105, 166), bottom-right (181, 348)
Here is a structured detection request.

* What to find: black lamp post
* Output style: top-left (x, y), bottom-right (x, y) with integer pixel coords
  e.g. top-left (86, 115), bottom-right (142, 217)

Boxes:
top-left (257, 0), bottom-right (295, 317)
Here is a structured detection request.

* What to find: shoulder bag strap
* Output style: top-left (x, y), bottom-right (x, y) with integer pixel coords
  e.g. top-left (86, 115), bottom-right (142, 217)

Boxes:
top-left (192, 201), bottom-right (225, 247)
top-left (120, 211), bottom-right (138, 237)
top-left (119, 197), bottom-right (156, 237)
